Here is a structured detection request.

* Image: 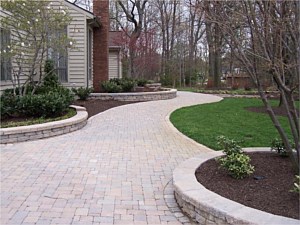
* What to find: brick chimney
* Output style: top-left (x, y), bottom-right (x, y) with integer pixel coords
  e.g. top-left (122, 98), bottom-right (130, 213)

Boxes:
top-left (93, 0), bottom-right (109, 92)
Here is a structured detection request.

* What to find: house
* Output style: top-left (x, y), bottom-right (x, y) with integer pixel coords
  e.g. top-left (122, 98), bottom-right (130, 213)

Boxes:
top-left (226, 73), bottom-right (254, 89)
top-left (109, 31), bottom-right (123, 79)
top-left (0, 0), bottom-right (113, 93)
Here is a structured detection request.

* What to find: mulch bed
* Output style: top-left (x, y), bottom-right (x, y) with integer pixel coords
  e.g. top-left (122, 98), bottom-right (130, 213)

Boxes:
top-left (73, 99), bottom-right (140, 118)
top-left (246, 106), bottom-right (299, 117)
top-left (195, 152), bottom-right (299, 219)
top-left (1, 100), bottom-right (139, 124)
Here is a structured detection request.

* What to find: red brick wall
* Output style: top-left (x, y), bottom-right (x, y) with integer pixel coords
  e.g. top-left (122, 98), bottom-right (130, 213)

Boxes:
top-left (93, 0), bottom-right (109, 92)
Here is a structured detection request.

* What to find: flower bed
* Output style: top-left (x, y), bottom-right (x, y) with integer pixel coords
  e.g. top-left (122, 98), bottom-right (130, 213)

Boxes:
top-left (0, 105), bottom-right (88, 144)
top-left (173, 149), bottom-right (299, 225)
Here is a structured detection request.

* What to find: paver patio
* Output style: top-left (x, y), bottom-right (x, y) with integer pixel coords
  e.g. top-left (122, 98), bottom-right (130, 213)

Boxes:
top-left (1, 91), bottom-right (222, 225)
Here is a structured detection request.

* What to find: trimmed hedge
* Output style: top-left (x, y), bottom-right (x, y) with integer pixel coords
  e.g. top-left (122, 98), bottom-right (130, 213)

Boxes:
top-left (1, 87), bottom-right (74, 118)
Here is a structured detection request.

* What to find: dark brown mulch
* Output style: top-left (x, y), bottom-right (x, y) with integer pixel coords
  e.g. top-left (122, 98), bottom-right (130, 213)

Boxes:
top-left (73, 99), bottom-right (140, 118)
top-left (246, 106), bottom-right (299, 117)
top-left (195, 152), bottom-right (299, 219)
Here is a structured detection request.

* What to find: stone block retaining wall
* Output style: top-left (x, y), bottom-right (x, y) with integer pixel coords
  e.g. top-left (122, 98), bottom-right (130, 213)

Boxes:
top-left (90, 88), bottom-right (177, 101)
top-left (0, 105), bottom-right (88, 144)
top-left (173, 149), bottom-right (299, 225)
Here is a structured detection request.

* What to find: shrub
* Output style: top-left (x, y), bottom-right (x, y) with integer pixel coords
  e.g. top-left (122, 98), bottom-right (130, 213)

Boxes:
top-left (101, 78), bottom-right (136, 93)
top-left (270, 138), bottom-right (291, 157)
top-left (0, 92), bottom-right (20, 118)
top-left (136, 78), bottom-right (148, 87)
top-left (18, 89), bottom-right (74, 117)
top-left (120, 79), bottom-right (136, 92)
top-left (217, 136), bottom-right (243, 155)
top-left (101, 80), bottom-right (122, 93)
top-left (1, 59), bottom-right (73, 118)
top-left (43, 59), bottom-right (60, 88)
top-left (72, 87), bottom-right (93, 100)
top-left (217, 136), bottom-right (254, 179)
top-left (160, 75), bottom-right (172, 86)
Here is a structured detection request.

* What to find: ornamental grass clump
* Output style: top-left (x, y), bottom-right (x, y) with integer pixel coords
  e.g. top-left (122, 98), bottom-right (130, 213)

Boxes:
top-left (217, 136), bottom-right (254, 179)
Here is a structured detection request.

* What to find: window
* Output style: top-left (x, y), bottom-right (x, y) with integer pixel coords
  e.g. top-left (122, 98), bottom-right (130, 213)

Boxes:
top-left (0, 28), bottom-right (12, 81)
top-left (48, 27), bottom-right (68, 83)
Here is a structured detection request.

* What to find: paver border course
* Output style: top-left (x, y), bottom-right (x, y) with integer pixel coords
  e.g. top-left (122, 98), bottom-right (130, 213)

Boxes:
top-left (173, 148), bottom-right (299, 225)
top-left (0, 105), bottom-right (88, 144)
top-left (90, 88), bottom-right (177, 101)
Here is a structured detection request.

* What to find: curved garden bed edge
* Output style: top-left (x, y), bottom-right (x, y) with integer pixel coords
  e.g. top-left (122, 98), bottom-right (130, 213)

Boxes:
top-left (173, 148), bottom-right (299, 225)
top-left (0, 105), bottom-right (88, 144)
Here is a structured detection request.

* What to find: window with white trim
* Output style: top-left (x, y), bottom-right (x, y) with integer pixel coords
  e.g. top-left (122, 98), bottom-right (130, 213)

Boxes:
top-left (48, 27), bottom-right (68, 83)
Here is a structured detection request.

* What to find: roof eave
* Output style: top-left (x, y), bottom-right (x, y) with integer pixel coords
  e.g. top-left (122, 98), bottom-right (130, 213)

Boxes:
top-left (87, 17), bottom-right (101, 28)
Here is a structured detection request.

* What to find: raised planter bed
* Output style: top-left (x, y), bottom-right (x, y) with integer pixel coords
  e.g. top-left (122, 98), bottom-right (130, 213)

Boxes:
top-left (173, 148), bottom-right (299, 225)
top-left (0, 105), bottom-right (88, 144)
top-left (90, 88), bottom-right (177, 101)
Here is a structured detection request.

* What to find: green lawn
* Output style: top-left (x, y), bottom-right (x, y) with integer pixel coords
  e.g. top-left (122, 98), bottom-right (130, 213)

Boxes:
top-left (170, 98), bottom-right (293, 150)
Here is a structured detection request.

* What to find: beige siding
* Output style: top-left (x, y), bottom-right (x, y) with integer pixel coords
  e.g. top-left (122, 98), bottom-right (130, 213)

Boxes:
top-left (63, 1), bottom-right (90, 88)
top-left (0, 0), bottom-right (94, 92)
top-left (109, 51), bottom-right (121, 79)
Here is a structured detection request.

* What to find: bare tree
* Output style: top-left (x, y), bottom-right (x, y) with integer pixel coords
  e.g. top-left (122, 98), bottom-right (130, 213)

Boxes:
top-left (187, 0), bottom-right (205, 87)
top-left (116, 0), bottom-right (148, 78)
top-left (213, 0), bottom-right (299, 170)
top-left (202, 0), bottom-right (223, 88)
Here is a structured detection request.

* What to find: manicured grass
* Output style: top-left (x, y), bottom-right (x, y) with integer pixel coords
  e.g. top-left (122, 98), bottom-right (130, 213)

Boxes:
top-left (170, 98), bottom-right (293, 150)
top-left (0, 108), bottom-right (76, 128)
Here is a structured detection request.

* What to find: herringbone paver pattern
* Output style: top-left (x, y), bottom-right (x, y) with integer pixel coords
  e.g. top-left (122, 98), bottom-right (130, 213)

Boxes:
top-left (1, 92), bottom-right (222, 225)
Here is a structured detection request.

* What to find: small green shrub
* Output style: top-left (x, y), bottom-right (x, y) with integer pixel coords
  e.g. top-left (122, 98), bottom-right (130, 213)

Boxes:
top-left (43, 59), bottom-right (60, 88)
top-left (136, 78), bottom-right (148, 87)
top-left (101, 80), bottom-right (122, 93)
top-left (18, 90), bottom-right (73, 118)
top-left (72, 87), bottom-right (93, 100)
top-left (120, 79), bottom-right (136, 92)
top-left (217, 136), bottom-right (243, 155)
top-left (217, 136), bottom-right (254, 179)
top-left (101, 78), bottom-right (136, 93)
top-left (0, 91), bottom-right (20, 118)
top-left (1, 59), bottom-right (73, 118)
top-left (270, 138), bottom-right (294, 157)
top-left (290, 175), bottom-right (300, 193)
top-left (218, 153), bottom-right (254, 179)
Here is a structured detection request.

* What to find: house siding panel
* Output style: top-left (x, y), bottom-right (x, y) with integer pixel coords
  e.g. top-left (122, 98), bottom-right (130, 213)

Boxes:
top-left (109, 51), bottom-right (120, 79)
top-left (1, 0), bottom-right (95, 92)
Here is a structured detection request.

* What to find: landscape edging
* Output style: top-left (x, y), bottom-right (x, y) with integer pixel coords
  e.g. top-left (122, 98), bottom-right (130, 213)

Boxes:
top-left (90, 88), bottom-right (177, 101)
top-left (173, 148), bottom-right (299, 225)
top-left (0, 105), bottom-right (88, 144)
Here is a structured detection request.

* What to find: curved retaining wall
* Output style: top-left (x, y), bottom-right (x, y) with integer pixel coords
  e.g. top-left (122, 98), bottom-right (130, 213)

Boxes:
top-left (90, 88), bottom-right (177, 101)
top-left (173, 149), bottom-right (299, 225)
top-left (0, 105), bottom-right (88, 144)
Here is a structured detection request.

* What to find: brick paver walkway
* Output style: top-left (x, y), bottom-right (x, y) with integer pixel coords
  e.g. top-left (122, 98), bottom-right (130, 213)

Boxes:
top-left (1, 92), bottom-right (222, 225)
